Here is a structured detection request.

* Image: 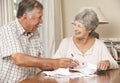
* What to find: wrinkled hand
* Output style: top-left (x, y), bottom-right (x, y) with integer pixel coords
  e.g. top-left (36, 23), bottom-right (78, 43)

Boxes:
top-left (39, 58), bottom-right (74, 70)
top-left (69, 60), bottom-right (79, 68)
top-left (97, 60), bottom-right (110, 70)
top-left (57, 58), bottom-right (79, 69)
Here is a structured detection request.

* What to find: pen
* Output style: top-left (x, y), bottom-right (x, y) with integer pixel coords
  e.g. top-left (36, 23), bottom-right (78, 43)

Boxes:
top-left (69, 53), bottom-right (74, 69)
top-left (71, 53), bottom-right (74, 58)
top-left (70, 53), bottom-right (80, 71)
top-left (71, 53), bottom-right (80, 66)
top-left (71, 53), bottom-right (75, 60)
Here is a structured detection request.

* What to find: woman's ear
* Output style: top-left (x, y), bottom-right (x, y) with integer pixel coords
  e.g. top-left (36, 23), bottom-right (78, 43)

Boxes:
top-left (88, 29), bottom-right (92, 33)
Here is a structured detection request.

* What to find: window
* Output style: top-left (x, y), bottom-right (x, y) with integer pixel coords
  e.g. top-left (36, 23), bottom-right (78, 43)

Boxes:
top-left (13, 0), bottom-right (20, 19)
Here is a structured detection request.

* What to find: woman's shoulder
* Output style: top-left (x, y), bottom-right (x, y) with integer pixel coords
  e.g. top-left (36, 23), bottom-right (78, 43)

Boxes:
top-left (95, 38), bottom-right (106, 46)
top-left (59, 37), bottom-right (73, 46)
top-left (62, 37), bottom-right (72, 42)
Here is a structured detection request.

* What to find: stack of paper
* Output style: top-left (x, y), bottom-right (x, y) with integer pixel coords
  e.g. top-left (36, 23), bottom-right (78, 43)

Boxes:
top-left (43, 68), bottom-right (71, 76)
top-left (43, 63), bottom-right (97, 77)
top-left (43, 68), bottom-right (84, 77)
top-left (80, 63), bottom-right (97, 75)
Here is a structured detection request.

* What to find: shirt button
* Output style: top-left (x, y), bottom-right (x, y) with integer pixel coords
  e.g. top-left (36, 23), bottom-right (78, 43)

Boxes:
top-left (82, 62), bottom-right (84, 65)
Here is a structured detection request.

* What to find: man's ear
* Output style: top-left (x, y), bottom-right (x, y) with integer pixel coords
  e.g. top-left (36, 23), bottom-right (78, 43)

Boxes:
top-left (22, 13), bottom-right (28, 19)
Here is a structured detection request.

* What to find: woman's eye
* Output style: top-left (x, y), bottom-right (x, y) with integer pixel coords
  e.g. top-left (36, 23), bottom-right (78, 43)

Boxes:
top-left (78, 25), bottom-right (81, 28)
top-left (72, 23), bottom-right (76, 26)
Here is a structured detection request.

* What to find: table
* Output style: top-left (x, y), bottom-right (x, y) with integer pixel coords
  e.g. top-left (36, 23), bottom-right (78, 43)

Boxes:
top-left (19, 68), bottom-right (120, 83)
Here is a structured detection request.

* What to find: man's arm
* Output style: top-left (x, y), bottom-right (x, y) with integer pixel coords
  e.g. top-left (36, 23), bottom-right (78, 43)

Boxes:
top-left (11, 53), bottom-right (72, 70)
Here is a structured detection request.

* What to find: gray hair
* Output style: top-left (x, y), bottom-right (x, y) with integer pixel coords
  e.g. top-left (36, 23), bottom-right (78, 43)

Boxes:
top-left (74, 8), bottom-right (99, 31)
top-left (17, 0), bottom-right (43, 18)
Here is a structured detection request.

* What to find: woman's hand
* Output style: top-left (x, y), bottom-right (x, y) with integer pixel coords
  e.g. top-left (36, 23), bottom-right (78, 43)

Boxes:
top-left (97, 60), bottom-right (110, 70)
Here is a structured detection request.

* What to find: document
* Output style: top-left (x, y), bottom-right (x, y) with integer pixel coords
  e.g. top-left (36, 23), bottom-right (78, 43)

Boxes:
top-left (43, 68), bottom-right (83, 78)
top-left (43, 68), bottom-right (71, 76)
top-left (79, 63), bottom-right (97, 75)
top-left (43, 63), bottom-right (97, 78)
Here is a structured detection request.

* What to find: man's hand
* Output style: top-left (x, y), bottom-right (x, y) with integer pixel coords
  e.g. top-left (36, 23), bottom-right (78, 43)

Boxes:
top-left (57, 58), bottom-right (79, 68)
top-left (97, 60), bottom-right (110, 70)
top-left (69, 60), bottom-right (79, 68)
top-left (39, 58), bottom-right (73, 70)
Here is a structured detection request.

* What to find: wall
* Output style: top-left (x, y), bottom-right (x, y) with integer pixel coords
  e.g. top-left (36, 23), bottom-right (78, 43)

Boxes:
top-left (61, 0), bottom-right (120, 38)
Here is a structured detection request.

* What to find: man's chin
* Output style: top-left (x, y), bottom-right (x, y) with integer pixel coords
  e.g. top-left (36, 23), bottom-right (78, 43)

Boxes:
top-left (32, 27), bottom-right (38, 31)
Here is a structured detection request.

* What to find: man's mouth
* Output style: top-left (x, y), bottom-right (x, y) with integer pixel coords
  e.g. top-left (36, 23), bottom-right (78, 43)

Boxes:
top-left (35, 25), bottom-right (38, 28)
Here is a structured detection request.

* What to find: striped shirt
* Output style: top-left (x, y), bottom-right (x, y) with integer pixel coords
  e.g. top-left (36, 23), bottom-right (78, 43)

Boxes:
top-left (0, 19), bottom-right (43, 83)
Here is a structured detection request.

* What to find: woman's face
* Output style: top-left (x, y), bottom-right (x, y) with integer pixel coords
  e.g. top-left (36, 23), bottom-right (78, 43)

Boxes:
top-left (72, 21), bottom-right (91, 39)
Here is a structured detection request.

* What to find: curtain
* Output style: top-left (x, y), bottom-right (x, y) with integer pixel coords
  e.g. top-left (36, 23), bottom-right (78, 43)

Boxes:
top-left (39, 0), bottom-right (63, 57)
top-left (0, 0), bottom-right (14, 27)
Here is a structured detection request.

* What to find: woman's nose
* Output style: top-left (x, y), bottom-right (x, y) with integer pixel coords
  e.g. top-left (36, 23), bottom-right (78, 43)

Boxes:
top-left (73, 25), bottom-right (79, 30)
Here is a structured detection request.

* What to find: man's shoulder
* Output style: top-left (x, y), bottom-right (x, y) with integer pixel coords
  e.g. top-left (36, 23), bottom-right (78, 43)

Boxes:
top-left (1, 20), bottom-right (16, 28)
top-left (0, 20), bottom-right (18, 33)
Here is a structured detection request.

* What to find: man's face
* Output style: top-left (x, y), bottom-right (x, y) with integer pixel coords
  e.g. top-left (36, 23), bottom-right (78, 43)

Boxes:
top-left (25, 7), bottom-right (43, 32)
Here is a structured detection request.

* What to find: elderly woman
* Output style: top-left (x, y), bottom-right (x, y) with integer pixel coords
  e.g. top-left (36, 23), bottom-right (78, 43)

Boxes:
top-left (52, 8), bottom-right (119, 70)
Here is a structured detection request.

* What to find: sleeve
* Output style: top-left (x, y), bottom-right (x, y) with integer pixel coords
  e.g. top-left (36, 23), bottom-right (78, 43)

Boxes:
top-left (0, 27), bottom-right (24, 59)
top-left (99, 41), bottom-right (119, 69)
top-left (52, 38), bottom-right (69, 58)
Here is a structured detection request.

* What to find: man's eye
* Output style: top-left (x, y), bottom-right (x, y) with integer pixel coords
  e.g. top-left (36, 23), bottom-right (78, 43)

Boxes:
top-left (39, 16), bottom-right (42, 19)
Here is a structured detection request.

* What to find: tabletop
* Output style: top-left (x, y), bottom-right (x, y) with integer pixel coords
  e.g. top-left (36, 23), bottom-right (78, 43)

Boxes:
top-left (19, 68), bottom-right (120, 83)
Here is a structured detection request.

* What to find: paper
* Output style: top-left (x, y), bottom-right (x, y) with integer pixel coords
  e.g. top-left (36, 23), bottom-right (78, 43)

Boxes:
top-left (80, 63), bottom-right (97, 75)
top-left (43, 63), bottom-right (97, 78)
top-left (43, 68), bottom-right (71, 76)
top-left (43, 68), bottom-right (83, 77)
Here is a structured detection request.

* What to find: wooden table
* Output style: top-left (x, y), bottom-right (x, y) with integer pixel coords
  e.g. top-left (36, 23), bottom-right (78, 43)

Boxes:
top-left (19, 68), bottom-right (120, 83)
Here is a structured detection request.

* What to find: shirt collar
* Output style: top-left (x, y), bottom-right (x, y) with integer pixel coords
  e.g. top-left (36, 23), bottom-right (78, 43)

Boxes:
top-left (71, 37), bottom-right (96, 56)
top-left (15, 18), bottom-right (26, 36)
top-left (15, 18), bottom-right (40, 38)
